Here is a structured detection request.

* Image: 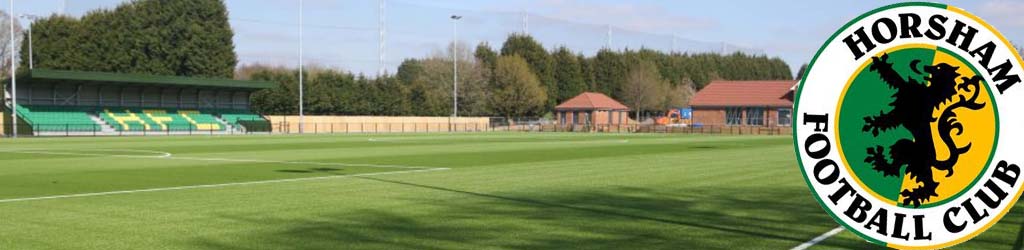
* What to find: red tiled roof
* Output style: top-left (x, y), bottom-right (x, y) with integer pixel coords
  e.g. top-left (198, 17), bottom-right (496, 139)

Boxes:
top-left (555, 92), bottom-right (630, 110)
top-left (689, 80), bottom-right (797, 108)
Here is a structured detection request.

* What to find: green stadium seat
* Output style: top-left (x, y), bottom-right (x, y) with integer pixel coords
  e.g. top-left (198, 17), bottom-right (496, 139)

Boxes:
top-left (17, 105), bottom-right (266, 133)
top-left (211, 109), bottom-right (270, 132)
top-left (18, 105), bottom-right (99, 132)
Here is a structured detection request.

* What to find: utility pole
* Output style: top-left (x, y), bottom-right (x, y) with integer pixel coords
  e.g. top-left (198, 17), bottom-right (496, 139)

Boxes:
top-left (298, 0), bottom-right (304, 134)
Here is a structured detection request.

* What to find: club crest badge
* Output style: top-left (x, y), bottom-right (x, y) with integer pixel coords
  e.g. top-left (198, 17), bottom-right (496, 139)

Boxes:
top-left (794, 2), bottom-right (1024, 249)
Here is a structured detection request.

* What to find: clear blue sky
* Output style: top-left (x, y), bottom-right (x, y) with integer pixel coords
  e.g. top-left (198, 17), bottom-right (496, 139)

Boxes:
top-left (8, 0), bottom-right (1024, 76)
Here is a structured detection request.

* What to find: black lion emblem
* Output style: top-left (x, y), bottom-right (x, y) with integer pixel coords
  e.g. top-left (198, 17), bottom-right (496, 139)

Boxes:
top-left (861, 54), bottom-right (986, 207)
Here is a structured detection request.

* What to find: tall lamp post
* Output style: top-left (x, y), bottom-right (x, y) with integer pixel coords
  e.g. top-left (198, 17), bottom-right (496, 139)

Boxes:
top-left (450, 15), bottom-right (461, 132)
top-left (20, 14), bottom-right (37, 70)
top-left (8, 0), bottom-right (16, 138)
top-left (297, 0), bottom-right (304, 134)
top-left (450, 15), bottom-right (461, 118)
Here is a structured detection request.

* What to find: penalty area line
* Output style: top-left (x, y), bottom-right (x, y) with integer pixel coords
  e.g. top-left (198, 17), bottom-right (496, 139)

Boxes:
top-left (0, 167), bottom-right (450, 204)
top-left (790, 226), bottom-right (844, 250)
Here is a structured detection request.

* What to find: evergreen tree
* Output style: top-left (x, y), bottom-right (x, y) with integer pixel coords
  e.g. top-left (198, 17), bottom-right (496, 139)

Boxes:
top-left (474, 42), bottom-right (497, 71)
top-left (551, 46), bottom-right (586, 102)
top-left (795, 63), bottom-right (809, 80)
top-left (25, 0), bottom-right (237, 78)
top-left (591, 49), bottom-right (627, 98)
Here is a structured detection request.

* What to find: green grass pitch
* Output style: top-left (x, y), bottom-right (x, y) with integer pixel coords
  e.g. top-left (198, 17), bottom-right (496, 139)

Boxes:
top-left (0, 133), bottom-right (1019, 249)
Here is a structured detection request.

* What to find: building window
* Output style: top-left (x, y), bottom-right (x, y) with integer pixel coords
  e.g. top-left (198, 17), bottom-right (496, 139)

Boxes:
top-left (726, 107), bottom-right (743, 125)
top-left (572, 112), bottom-right (580, 125)
top-left (560, 112), bottom-right (567, 124)
top-left (778, 108), bottom-right (792, 126)
top-left (746, 107), bottom-right (764, 126)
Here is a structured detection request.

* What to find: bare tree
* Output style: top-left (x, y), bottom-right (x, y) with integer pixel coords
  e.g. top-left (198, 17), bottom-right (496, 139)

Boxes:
top-left (424, 41), bottom-right (491, 116)
top-left (663, 77), bottom-right (696, 109)
top-left (0, 10), bottom-right (21, 80)
top-left (621, 60), bottom-right (668, 122)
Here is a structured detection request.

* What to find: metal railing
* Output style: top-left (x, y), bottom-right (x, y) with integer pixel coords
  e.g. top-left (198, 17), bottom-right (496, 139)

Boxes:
top-left (5, 122), bottom-right (791, 137)
top-left (497, 124), bottom-right (790, 135)
top-left (12, 123), bottom-right (253, 137)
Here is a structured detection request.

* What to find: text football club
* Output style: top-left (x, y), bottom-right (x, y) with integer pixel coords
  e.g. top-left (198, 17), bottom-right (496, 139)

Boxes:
top-left (793, 2), bottom-right (1024, 249)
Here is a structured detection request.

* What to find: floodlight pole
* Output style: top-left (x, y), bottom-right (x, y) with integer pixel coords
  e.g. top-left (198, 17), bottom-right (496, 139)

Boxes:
top-left (606, 24), bottom-right (612, 49)
top-left (298, 0), bottom-right (305, 134)
top-left (671, 34), bottom-right (677, 53)
top-left (25, 23), bottom-right (29, 69)
top-left (9, 0), bottom-right (16, 138)
top-left (521, 11), bottom-right (527, 34)
top-left (451, 15), bottom-right (461, 119)
top-left (21, 14), bottom-right (37, 70)
top-left (379, 0), bottom-right (386, 76)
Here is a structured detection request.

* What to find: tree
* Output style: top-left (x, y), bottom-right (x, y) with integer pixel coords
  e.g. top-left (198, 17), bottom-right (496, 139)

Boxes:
top-left (500, 34), bottom-right (555, 109)
top-left (474, 42), bottom-right (497, 71)
top-left (591, 49), bottom-right (627, 97)
top-left (392, 42), bottom-right (490, 117)
top-left (795, 63), bottom-right (809, 80)
top-left (620, 60), bottom-right (668, 121)
top-left (662, 77), bottom-right (696, 110)
top-left (244, 33), bottom-right (796, 118)
top-left (0, 10), bottom-right (21, 79)
top-left (489, 55), bottom-right (546, 120)
top-left (551, 46), bottom-right (586, 102)
top-left (247, 66), bottom-right (299, 115)
top-left (26, 0), bottom-right (237, 78)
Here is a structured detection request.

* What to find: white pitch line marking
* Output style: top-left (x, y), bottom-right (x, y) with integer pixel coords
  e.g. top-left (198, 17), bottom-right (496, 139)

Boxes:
top-left (0, 149), bottom-right (432, 169)
top-left (791, 227), bottom-right (844, 250)
top-left (0, 167), bottom-right (450, 204)
top-left (0, 148), bottom-right (172, 158)
top-left (166, 156), bottom-right (430, 169)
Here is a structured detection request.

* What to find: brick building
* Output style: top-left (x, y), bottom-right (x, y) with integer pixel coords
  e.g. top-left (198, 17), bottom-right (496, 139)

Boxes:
top-left (689, 80), bottom-right (796, 127)
top-left (555, 92), bottom-right (632, 127)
